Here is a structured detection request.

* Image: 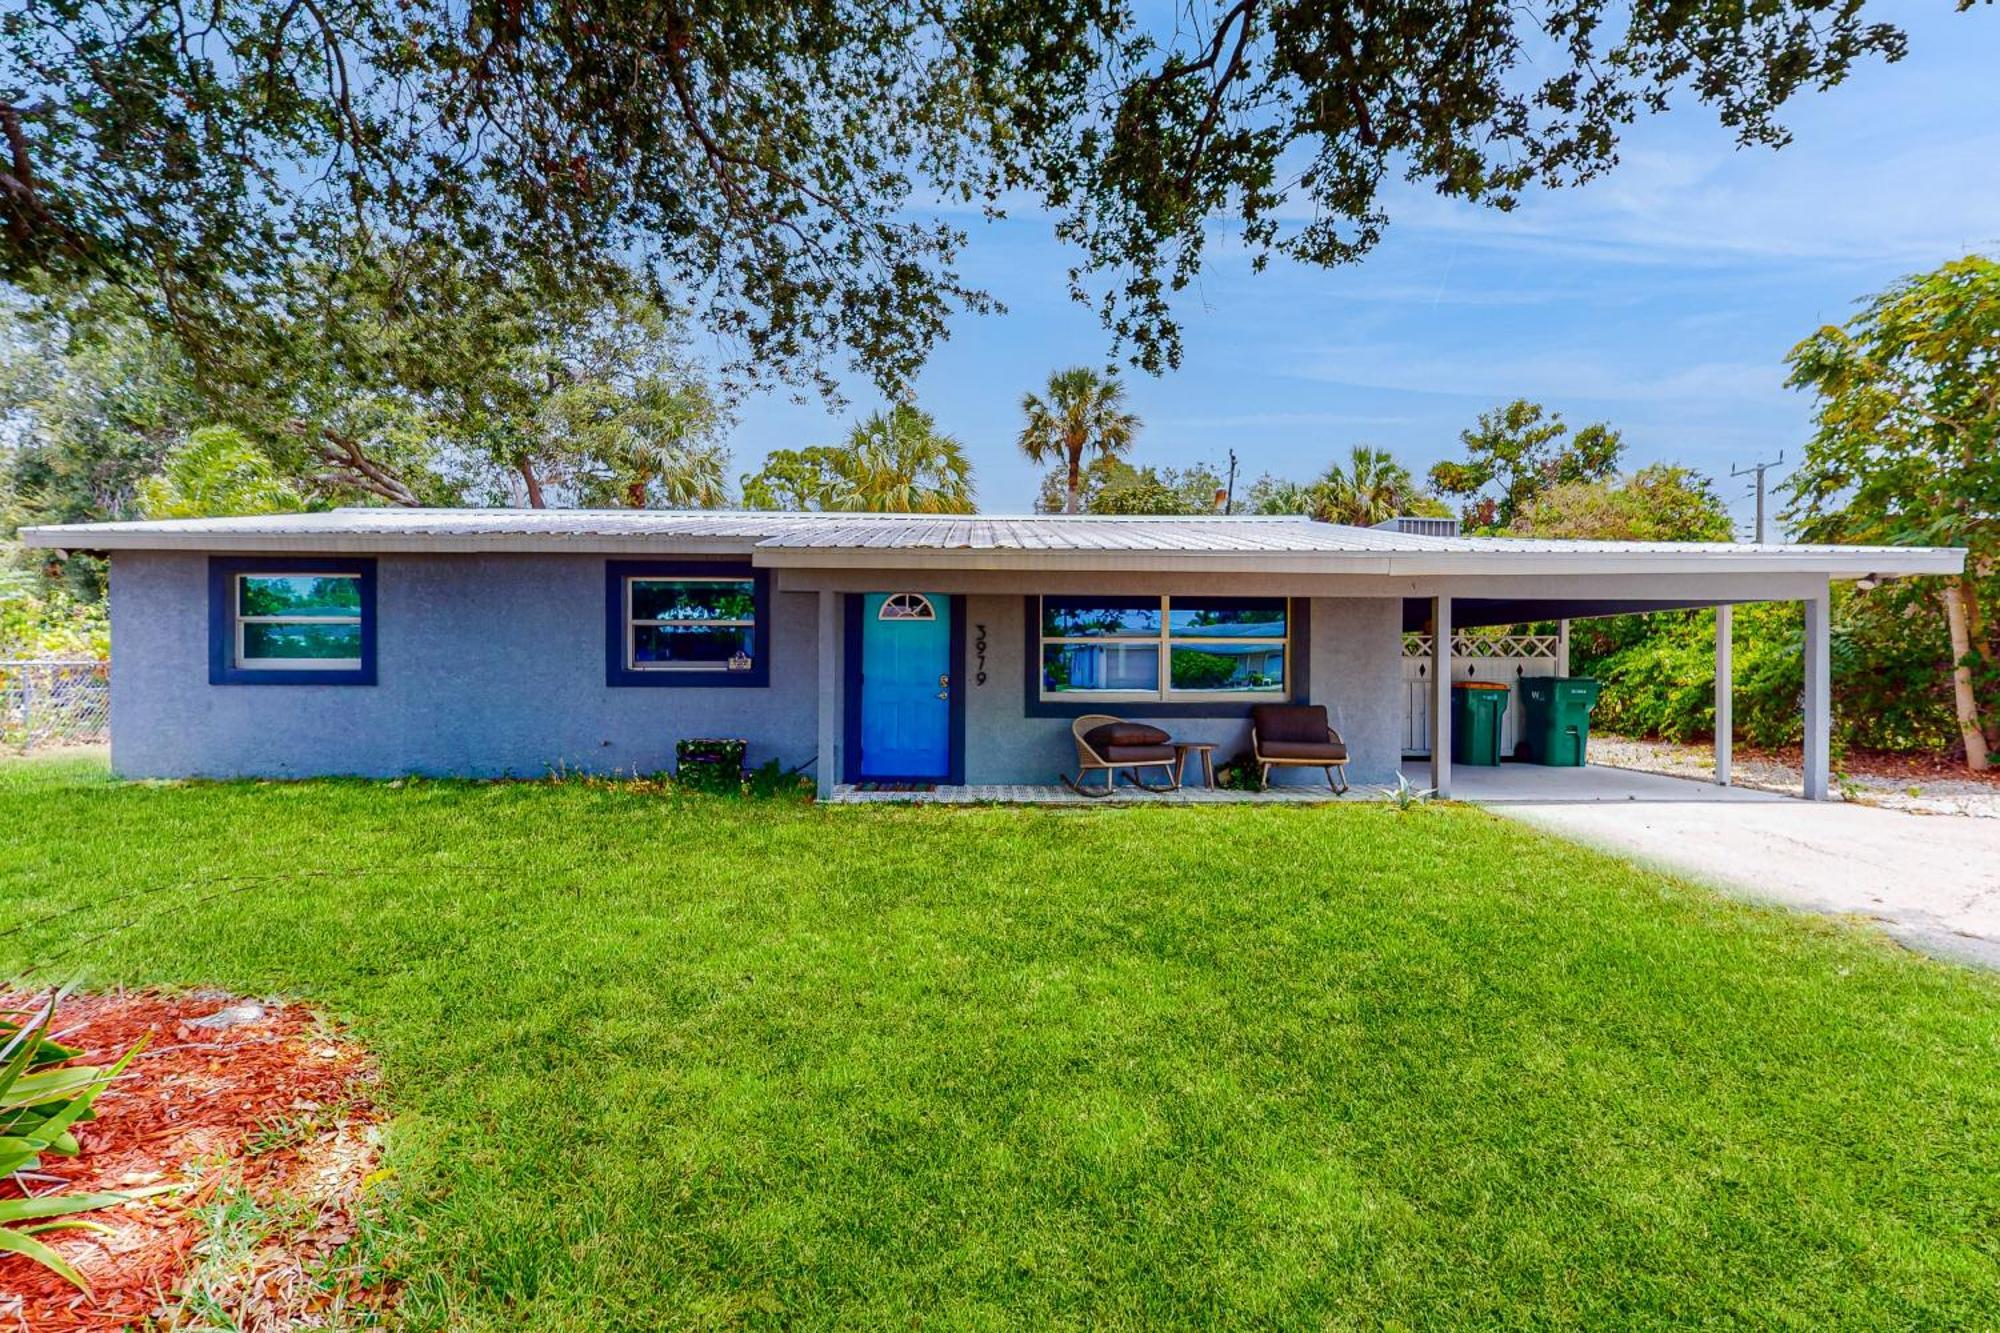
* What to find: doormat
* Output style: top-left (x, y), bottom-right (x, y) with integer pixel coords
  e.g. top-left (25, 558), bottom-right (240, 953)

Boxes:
top-left (854, 781), bottom-right (938, 793)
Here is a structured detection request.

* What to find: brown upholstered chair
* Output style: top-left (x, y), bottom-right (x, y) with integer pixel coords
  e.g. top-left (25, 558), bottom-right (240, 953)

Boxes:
top-left (1063, 714), bottom-right (1180, 798)
top-left (1250, 704), bottom-right (1349, 793)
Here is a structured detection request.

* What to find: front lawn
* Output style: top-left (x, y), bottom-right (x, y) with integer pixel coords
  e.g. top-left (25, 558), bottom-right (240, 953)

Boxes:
top-left (2, 754), bottom-right (1997, 1327)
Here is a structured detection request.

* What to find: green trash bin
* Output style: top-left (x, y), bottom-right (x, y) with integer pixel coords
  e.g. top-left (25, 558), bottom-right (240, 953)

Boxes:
top-left (1450, 682), bottom-right (1510, 766)
top-left (1518, 677), bottom-right (1602, 766)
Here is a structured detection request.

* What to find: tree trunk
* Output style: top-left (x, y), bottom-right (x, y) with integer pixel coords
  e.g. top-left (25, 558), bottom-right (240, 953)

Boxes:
top-left (1942, 577), bottom-right (1990, 771)
top-left (1064, 451), bottom-right (1081, 515)
top-left (518, 459), bottom-right (547, 509)
top-left (1964, 560), bottom-right (1997, 750)
top-left (626, 473), bottom-right (650, 508)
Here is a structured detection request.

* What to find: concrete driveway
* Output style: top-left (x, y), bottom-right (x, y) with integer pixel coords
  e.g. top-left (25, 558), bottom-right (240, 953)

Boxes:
top-left (1463, 765), bottom-right (2000, 968)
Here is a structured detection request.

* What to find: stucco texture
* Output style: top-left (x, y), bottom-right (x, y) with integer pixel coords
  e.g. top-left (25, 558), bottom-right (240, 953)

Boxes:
top-left (109, 552), bottom-right (819, 779)
top-left (962, 594), bottom-right (1403, 789)
top-left (111, 554), bottom-right (1405, 786)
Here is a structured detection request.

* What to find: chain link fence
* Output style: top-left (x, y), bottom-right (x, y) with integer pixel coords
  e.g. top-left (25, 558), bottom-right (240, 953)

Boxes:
top-left (1, 660), bottom-right (110, 751)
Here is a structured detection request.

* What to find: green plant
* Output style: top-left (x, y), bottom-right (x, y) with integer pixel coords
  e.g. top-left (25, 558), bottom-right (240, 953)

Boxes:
top-left (1383, 774), bottom-right (1436, 810)
top-left (0, 568), bottom-right (109, 660)
top-left (1213, 757), bottom-right (1262, 791)
top-left (745, 758), bottom-right (809, 800)
top-left (0, 991), bottom-right (150, 1290)
top-left (674, 738), bottom-right (748, 795)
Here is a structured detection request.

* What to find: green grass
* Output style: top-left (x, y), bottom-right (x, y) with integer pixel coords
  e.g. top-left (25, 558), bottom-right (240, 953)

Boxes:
top-left (2, 752), bottom-right (1997, 1328)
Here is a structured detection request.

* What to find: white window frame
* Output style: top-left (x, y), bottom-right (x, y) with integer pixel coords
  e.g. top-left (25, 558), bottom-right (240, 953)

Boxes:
top-left (235, 573), bottom-right (364, 671)
top-left (878, 592), bottom-right (937, 622)
top-left (1037, 595), bottom-right (1290, 703)
top-left (625, 575), bottom-right (758, 672)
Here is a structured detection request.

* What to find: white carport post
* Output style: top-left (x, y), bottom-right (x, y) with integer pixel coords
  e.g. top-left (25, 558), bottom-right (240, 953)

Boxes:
top-left (1803, 585), bottom-right (1831, 801)
top-left (1430, 594), bottom-right (1452, 797)
top-left (816, 590), bottom-right (839, 799)
top-left (1556, 619), bottom-right (1571, 677)
top-left (1714, 604), bottom-right (1733, 787)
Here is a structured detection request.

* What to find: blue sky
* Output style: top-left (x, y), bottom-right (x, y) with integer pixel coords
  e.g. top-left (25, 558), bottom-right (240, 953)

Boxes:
top-left (727, 4), bottom-right (2000, 533)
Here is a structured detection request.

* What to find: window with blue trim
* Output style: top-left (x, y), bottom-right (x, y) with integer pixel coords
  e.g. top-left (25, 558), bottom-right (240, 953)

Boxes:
top-left (1038, 594), bottom-right (1288, 701)
top-left (209, 557), bottom-right (377, 686)
top-left (605, 561), bottom-right (769, 687)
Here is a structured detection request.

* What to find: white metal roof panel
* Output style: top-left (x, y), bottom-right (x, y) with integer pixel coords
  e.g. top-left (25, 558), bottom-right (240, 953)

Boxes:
top-left (15, 507), bottom-right (1965, 578)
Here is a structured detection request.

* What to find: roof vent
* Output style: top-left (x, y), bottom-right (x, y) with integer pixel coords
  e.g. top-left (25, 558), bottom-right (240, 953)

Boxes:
top-left (1372, 515), bottom-right (1460, 538)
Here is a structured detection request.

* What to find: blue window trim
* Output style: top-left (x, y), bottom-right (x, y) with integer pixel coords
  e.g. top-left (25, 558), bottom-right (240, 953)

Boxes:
top-left (208, 556), bottom-right (378, 686)
top-left (605, 560), bottom-right (771, 688)
top-left (1022, 595), bottom-right (1310, 719)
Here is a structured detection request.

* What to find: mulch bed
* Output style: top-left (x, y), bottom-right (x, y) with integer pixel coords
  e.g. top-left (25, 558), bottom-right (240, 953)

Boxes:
top-left (0, 991), bottom-right (391, 1330)
top-left (1730, 742), bottom-right (2000, 787)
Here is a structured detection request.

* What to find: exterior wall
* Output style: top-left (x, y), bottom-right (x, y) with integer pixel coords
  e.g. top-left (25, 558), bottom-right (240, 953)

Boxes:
top-left (110, 549), bottom-right (1411, 786)
top-left (109, 551), bottom-right (819, 779)
top-left (962, 593), bottom-right (1402, 788)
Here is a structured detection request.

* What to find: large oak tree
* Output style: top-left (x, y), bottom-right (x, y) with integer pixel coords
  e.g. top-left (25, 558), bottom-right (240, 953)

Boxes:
top-left (1, 0), bottom-right (1925, 399)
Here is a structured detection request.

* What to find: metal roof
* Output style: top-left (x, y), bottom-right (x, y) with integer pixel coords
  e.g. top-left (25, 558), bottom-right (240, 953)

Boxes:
top-left (16, 507), bottom-right (1964, 578)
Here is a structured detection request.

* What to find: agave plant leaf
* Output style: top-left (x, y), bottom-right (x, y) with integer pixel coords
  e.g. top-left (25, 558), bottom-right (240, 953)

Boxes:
top-left (0, 1103), bottom-right (96, 1137)
top-left (0, 1066), bottom-right (111, 1108)
top-left (0, 1220), bottom-right (91, 1291)
top-left (0, 1027), bottom-right (83, 1067)
top-left (0, 1009), bottom-right (52, 1100)
top-left (0, 1134), bottom-right (52, 1176)
top-left (21, 1217), bottom-right (115, 1236)
top-left (0, 1190), bottom-right (153, 1224)
top-left (0, 996), bottom-right (153, 1291)
top-left (2, 1039), bottom-right (145, 1170)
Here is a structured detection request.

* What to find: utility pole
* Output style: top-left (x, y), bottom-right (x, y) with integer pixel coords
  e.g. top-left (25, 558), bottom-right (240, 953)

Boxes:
top-left (1223, 449), bottom-right (1239, 515)
top-left (1730, 452), bottom-right (1784, 544)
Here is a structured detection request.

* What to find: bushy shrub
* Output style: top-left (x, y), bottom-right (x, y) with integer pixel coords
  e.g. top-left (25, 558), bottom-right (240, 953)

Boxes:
top-left (1570, 582), bottom-right (1965, 753)
top-left (0, 566), bottom-right (109, 659)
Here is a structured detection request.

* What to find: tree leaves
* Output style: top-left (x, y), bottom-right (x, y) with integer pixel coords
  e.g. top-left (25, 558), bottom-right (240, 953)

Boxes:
top-left (739, 405), bottom-right (973, 512)
top-left (1428, 398), bottom-right (1624, 532)
top-left (0, 1), bottom-right (1922, 389)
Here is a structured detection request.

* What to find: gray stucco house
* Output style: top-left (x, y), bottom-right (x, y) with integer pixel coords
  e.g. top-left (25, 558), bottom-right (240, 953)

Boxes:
top-left (20, 509), bottom-right (1962, 799)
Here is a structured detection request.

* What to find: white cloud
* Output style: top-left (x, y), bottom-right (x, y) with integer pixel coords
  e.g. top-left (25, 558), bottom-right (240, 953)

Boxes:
top-left (1380, 125), bottom-right (2000, 269)
top-left (1286, 342), bottom-right (1784, 408)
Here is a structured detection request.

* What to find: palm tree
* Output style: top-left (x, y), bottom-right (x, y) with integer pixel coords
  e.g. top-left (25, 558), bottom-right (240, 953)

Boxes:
top-left (1250, 479), bottom-right (1319, 517)
top-left (626, 438), bottom-right (731, 508)
top-left (1312, 445), bottom-right (1425, 526)
top-left (829, 405), bottom-right (976, 513)
top-left (1017, 367), bottom-right (1141, 514)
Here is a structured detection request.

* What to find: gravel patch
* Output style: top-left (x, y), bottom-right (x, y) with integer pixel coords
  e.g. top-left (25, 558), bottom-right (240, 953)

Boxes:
top-left (1591, 734), bottom-right (2000, 819)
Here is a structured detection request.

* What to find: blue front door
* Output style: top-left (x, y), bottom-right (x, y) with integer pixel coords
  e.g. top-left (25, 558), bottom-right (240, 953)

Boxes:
top-left (859, 593), bottom-right (952, 779)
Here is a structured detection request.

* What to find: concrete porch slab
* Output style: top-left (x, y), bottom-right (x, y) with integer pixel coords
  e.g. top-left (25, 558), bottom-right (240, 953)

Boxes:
top-left (829, 782), bottom-right (1338, 805)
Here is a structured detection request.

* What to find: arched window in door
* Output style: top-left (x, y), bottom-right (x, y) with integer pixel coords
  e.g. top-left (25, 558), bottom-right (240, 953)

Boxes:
top-left (878, 593), bottom-right (937, 622)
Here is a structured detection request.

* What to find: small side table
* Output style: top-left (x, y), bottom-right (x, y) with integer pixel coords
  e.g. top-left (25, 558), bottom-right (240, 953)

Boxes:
top-left (1174, 741), bottom-right (1219, 790)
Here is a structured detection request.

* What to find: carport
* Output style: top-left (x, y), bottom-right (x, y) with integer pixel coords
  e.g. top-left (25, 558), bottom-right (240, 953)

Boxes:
top-left (1398, 539), bottom-right (1959, 801)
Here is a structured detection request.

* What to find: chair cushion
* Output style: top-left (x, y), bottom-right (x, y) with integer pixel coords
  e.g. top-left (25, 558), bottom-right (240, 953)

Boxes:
top-left (1251, 704), bottom-right (1331, 745)
top-left (1259, 739), bottom-right (1348, 762)
top-left (1084, 722), bottom-right (1171, 752)
top-left (1100, 743), bottom-right (1177, 762)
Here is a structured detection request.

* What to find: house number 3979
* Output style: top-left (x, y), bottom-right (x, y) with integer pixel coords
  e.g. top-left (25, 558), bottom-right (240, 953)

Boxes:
top-left (974, 624), bottom-right (988, 686)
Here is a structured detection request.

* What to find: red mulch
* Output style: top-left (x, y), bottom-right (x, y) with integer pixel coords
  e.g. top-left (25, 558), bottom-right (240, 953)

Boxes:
top-left (0, 991), bottom-right (381, 1331)
top-left (1728, 742), bottom-right (2000, 787)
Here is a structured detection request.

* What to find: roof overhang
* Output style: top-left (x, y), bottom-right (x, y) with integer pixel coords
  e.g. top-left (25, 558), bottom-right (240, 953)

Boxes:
top-left (746, 545), bottom-right (1962, 581)
top-left (15, 513), bottom-right (1966, 583)
top-left (17, 528), bottom-right (764, 557)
